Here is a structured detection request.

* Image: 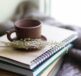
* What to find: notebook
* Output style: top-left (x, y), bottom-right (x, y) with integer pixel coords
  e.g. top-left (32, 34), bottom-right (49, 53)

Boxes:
top-left (0, 24), bottom-right (77, 70)
top-left (0, 44), bottom-right (72, 76)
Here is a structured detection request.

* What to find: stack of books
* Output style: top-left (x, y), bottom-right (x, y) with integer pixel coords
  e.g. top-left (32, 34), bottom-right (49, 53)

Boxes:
top-left (0, 24), bottom-right (77, 76)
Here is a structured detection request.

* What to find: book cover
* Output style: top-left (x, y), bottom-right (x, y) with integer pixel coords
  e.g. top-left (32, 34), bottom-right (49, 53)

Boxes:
top-left (0, 24), bottom-right (77, 70)
top-left (0, 44), bottom-right (72, 76)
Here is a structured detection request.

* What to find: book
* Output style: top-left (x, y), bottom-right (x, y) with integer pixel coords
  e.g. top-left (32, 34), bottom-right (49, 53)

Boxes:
top-left (0, 24), bottom-right (77, 70)
top-left (0, 44), bottom-right (72, 76)
top-left (47, 59), bottom-right (62, 76)
top-left (0, 55), bottom-right (62, 76)
top-left (39, 57), bottom-right (62, 76)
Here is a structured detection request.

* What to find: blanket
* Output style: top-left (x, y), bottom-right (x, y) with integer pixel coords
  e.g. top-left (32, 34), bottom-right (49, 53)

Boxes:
top-left (55, 25), bottom-right (81, 76)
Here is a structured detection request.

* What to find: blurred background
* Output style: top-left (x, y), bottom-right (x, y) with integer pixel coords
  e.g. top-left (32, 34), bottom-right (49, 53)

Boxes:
top-left (0, 0), bottom-right (81, 26)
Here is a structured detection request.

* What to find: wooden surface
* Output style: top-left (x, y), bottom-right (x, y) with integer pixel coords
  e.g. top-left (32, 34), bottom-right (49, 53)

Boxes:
top-left (0, 69), bottom-right (21, 76)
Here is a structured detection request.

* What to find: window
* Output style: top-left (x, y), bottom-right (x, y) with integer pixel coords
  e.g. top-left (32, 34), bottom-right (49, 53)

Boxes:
top-left (39, 0), bottom-right (50, 15)
top-left (44, 0), bottom-right (81, 27)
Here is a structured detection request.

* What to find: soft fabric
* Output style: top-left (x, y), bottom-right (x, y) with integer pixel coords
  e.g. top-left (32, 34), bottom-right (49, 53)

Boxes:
top-left (56, 49), bottom-right (81, 76)
top-left (56, 25), bottom-right (81, 76)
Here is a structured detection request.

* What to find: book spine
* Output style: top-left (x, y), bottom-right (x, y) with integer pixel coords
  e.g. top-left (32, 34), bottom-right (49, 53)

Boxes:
top-left (31, 34), bottom-right (77, 69)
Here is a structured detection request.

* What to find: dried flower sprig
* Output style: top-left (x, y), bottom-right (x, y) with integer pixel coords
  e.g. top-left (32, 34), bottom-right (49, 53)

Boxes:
top-left (0, 38), bottom-right (60, 50)
top-left (2, 38), bottom-right (48, 50)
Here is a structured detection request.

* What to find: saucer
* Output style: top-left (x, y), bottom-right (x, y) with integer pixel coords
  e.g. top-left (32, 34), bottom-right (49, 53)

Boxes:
top-left (8, 35), bottom-right (47, 51)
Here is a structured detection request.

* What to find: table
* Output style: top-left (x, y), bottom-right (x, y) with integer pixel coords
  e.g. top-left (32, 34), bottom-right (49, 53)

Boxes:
top-left (0, 69), bottom-right (20, 76)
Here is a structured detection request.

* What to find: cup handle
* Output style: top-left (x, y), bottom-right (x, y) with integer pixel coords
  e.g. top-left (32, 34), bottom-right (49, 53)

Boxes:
top-left (6, 29), bottom-right (16, 41)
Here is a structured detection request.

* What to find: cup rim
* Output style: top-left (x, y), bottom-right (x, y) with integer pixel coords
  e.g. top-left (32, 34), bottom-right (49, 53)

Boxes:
top-left (15, 19), bottom-right (41, 29)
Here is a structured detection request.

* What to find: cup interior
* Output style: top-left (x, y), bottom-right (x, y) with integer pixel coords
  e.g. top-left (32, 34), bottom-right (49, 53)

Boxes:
top-left (15, 19), bottom-right (40, 28)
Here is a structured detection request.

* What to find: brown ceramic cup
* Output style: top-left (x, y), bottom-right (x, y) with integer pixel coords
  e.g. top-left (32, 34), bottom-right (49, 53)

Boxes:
top-left (7, 19), bottom-right (41, 41)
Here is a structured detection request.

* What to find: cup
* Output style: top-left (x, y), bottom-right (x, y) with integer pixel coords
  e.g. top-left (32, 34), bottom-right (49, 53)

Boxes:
top-left (7, 19), bottom-right (41, 41)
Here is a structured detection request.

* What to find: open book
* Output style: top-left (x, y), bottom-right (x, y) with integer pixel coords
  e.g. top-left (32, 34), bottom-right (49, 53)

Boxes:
top-left (0, 24), bottom-right (77, 70)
